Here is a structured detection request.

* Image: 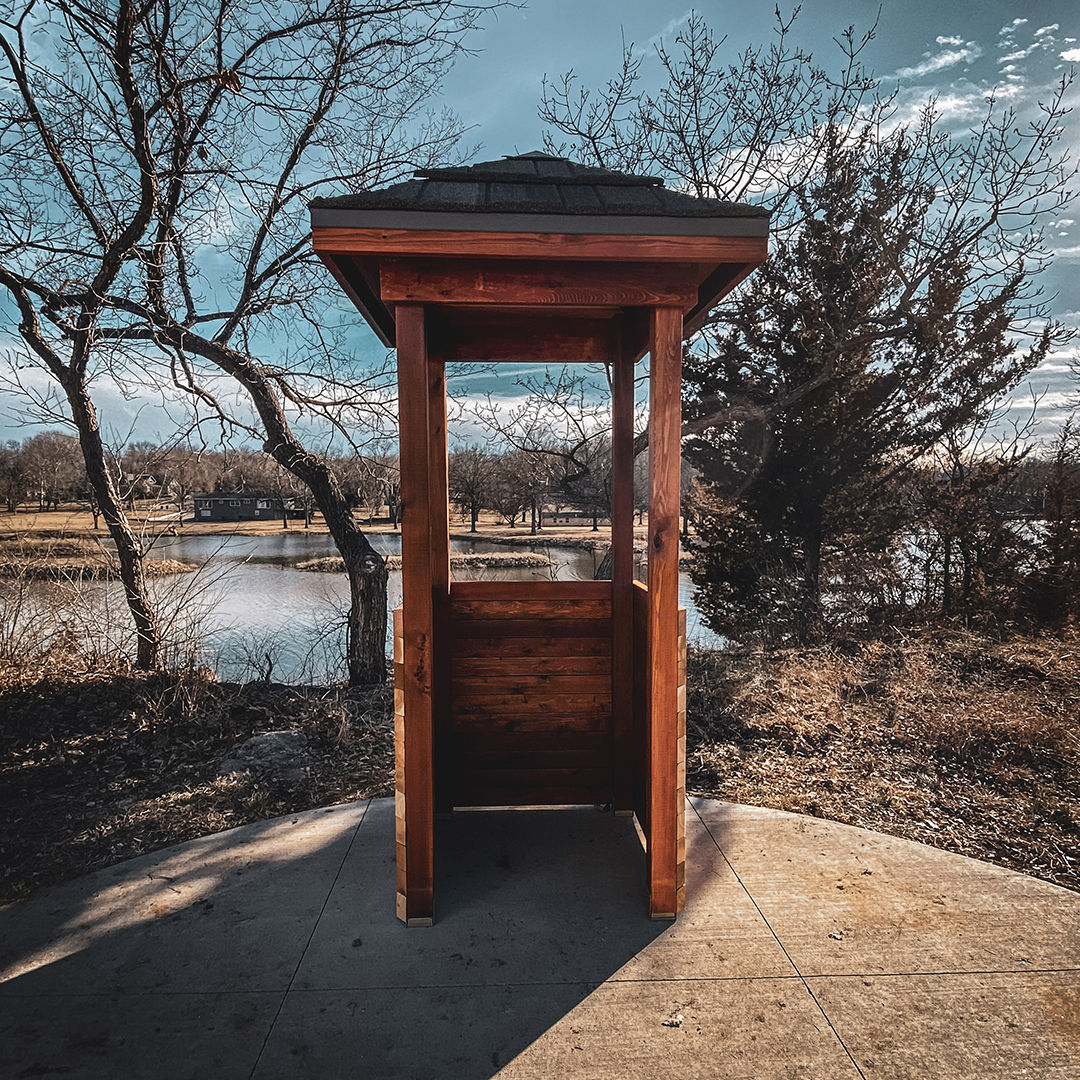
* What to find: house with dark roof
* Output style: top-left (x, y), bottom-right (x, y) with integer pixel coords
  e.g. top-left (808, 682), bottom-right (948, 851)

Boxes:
top-left (192, 492), bottom-right (301, 522)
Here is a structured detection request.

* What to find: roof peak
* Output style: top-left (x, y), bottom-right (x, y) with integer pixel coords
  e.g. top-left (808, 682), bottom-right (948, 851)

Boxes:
top-left (413, 154), bottom-right (664, 188)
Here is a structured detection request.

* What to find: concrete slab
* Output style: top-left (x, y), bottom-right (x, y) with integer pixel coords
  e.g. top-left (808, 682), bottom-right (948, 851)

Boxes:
top-left (691, 799), bottom-right (1080, 977)
top-left (0, 990), bottom-right (281, 1080)
top-left (809, 971), bottom-right (1080, 1078)
top-left (1, 795), bottom-right (1078, 1079)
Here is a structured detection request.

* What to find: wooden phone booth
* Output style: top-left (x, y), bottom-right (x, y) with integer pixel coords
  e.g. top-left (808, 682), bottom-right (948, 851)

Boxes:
top-left (310, 153), bottom-right (768, 923)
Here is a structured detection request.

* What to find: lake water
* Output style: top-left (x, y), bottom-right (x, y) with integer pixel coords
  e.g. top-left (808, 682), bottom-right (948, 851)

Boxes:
top-left (138, 531), bottom-right (721, 683)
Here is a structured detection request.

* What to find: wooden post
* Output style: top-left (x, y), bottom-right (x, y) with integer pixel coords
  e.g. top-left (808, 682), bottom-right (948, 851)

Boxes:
top-left (611, 351), bottom-right (635, 813)
top-left (427, 352), bottom-right (452, 815)
top-left (646, 306), bottom-right (682, 919)
top-left (395, 303), bottom-right (435, 926)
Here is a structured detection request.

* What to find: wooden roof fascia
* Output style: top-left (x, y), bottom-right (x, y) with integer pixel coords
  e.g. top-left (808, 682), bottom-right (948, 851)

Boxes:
top-left (313, 227), bottom-right (767, 265)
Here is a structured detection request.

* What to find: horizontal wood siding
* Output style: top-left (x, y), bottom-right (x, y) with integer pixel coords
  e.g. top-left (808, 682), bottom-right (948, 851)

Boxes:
top-left (447, 581), bottom-right (614, 807)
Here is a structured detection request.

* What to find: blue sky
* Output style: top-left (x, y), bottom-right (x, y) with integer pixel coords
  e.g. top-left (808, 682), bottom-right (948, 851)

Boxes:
top-left (2, 0), bottom-right (1078, 446)
top-left (437, 0), bottom-right (1080, 444)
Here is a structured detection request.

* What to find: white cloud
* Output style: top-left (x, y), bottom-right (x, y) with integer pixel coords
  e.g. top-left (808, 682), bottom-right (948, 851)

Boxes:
top-left (999, 18), bottom-right (1027, 34)
top-left (1061, 47), bottom-right (1080, 61)
top-left (894, 43), bottom-right (984, 79)
top-left (936, 35), bottom-right (963, 46)
top-left (999, 46), bottom-right (1036, 62)
top-left (1036, 24), bottom-right (1060, 37)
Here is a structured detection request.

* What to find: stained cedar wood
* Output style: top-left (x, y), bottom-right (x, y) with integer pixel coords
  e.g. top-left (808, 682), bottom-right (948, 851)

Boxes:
top-left (380, 258), bottom-right (699, 308)
top-left (395, 304), bottom-right (435, 924)
top-left (646, 307), bottom-right (683, 919)
top-left (453, 655), bottom-right (611, 676)
top-left (452, 675), bottom-right (612, 695)
top-left (313, 226), bottom-right (767, 265)
top-left (451, 715), bottom-right (613, 734)
top-left (631, 582), bottom-right (649, 835)
top-left (451, 619), bottom-right (613, 639)
top-left (427, 355), bottom-right (452, 816)
top-left (450, 580), bottom-right (612, 599)
top-left (611, 350), bottom-right (635, 812)
top-left (452, 694), bottom-right (612, 716)
top-left (451, 637), bottom-right (612, 658)
top-left (430, 313), bottom-right (616, 364)
top-left (450, 599), bottom-right (611, 620)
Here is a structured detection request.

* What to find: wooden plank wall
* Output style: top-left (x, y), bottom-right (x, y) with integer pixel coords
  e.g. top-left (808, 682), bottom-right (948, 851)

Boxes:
top-left (447, 580), bottom-right (614, 807)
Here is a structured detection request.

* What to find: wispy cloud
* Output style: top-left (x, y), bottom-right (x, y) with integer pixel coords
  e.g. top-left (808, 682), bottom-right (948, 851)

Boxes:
top-left (894, 42), bottom-right (984, 79)
top-left (936, 35), bottom-right (963, 47)
top-left (1036, 24), bottom-right (1060, 37)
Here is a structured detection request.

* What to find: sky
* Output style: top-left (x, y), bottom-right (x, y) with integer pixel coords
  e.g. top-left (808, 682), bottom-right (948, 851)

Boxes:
top-left (1, 0), bottom-right (1078, 447)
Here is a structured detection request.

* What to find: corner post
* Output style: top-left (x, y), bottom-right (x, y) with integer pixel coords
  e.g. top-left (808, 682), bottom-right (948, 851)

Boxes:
top-left (611, 347), bottom-right (636, 813)
top-left (646, 306), bottom-right (682, 919)
top-left (395, 303), bottom-right (435, 926)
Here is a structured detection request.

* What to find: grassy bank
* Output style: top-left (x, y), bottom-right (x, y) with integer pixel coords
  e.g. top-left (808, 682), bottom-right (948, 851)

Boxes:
top-left (2, 627), bottom-right (1077, 907)
top-left (686, 627), bottom-right (1080, 892)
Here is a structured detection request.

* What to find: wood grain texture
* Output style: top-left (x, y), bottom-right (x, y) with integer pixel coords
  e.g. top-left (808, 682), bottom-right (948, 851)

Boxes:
top-left (451, 713), bottom-right (613, 734)
top-left (449, 598), bottom-right (611, 621)
top-left (431, 312), bottom-right (616, 364)
top-left (452, 692), bottom-right (612, 716)
top-left (450, 635), bottom-right (612, 657)
top-left (646, 306), bottom-right (683, 919)
top-left (450, 618), bottom-right (614, 639)
top-left (611, 350), bottom-right (635, 813)
top-left (452, 654), bottom-right (611, 677)
top-left (314, 227), bottom-right (768, 265)
top-left (449, 580), bottom-right (613, 600)
top-left (452, 674), bottom-right (612, 695)
top-left (380, 258), bottom-right (699, 308)
top-left (395, 304), bottom-right (435, 924)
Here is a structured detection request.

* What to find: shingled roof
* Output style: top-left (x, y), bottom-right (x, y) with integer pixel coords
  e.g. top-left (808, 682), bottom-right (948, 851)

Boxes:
top-left (310, 151), bottom-right (769, 236)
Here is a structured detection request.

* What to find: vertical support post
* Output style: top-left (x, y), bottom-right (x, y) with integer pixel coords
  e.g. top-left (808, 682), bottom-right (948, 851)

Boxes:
top-left (611, 349), bottom-right (635, 813)
top-left (646, 306), bottom-right (682, 919)
top-left (395, 303), bottom-right (435, 926)
top-left (427, 353), bottom-right (452, 815)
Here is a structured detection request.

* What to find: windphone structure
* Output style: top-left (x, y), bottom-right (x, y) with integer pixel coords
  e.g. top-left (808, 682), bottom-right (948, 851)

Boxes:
top-left (310, 153), bottom-right (768, 923)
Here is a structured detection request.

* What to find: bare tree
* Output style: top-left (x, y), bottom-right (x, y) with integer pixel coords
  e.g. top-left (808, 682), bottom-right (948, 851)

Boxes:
top-left (0, 0), bottom-right (500, 677)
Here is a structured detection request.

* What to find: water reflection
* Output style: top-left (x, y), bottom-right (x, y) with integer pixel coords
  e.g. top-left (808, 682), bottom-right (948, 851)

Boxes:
top-left (139, 531), bottom-right (720, 683)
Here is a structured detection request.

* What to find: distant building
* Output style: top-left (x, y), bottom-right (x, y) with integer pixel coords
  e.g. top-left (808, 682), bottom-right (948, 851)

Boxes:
top-left (543, 508), bottom-right (610, 527)
top-left (192, 492), bottom-right (302, 522)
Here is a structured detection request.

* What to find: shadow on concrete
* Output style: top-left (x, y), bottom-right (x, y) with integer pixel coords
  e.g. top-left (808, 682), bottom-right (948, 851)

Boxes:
top-left (0, 800), bottom-right (686, 1080)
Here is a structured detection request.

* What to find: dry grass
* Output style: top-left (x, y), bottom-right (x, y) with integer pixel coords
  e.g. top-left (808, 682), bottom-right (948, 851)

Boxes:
top-left (4, 625), bottom-right (1077, 908)
top-left (0, 661), bottom-right (393, 905)
top-left (686, 627), bottom-right (1080, 892)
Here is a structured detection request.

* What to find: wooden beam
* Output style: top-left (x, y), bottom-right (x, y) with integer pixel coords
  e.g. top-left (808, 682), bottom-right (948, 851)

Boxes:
top-left (380, 258), bottom-right (699, 308)
top-left (314, 227), bottom-right (768, 265)
top-left (430, 312), bottom-right (616, 365)
top-left (646, 306), bottom-right (683, 920)
top-left (395, 303), bottom-right (435, 926)
top-left (611, 349), bottom-right (635, 813)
